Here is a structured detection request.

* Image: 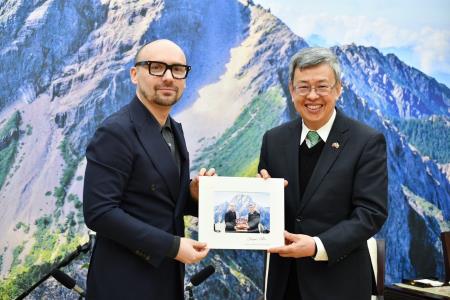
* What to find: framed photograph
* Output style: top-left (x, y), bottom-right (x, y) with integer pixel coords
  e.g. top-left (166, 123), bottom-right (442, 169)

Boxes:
top-left (198, 176), bottom-right (284, 250)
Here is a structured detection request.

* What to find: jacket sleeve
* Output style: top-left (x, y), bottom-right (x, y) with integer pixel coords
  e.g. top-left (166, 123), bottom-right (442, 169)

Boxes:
top-left (258, 132), bottom-right (269, 172)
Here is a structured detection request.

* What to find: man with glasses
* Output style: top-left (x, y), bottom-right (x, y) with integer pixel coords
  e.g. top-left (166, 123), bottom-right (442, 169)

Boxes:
top-left (83, 39), bottom-right (215, 299)
top-left (247, 202), bottom-right (260, 232)
top-left (258, 47), bottom-right (388, 300)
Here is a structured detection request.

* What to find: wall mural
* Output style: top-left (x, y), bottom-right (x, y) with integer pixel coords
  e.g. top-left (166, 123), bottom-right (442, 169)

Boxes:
top-left (0, 0), bottom-right (449, 299)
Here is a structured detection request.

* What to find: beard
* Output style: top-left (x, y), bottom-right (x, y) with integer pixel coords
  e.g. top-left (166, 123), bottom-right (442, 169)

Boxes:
top-left (141, 85), bottom-right (180, 107)
top-left (153, 94), bottom-right (179, 106)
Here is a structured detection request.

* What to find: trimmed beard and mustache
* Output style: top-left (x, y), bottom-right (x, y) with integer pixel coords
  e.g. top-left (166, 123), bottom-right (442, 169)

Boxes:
top-left (140, 84), bottom-right (181, 107)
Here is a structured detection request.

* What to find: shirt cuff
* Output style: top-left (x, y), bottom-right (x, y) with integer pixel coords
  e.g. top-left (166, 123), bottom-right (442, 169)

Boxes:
top-left (167, 236), bottom-right (181, 258)
top-left (312, 236), bottom-right (328, 261)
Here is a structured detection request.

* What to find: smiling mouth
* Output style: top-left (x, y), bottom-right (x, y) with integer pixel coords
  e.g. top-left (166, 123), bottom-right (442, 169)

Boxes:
top-left (305, 104), bottom-right (323, 112)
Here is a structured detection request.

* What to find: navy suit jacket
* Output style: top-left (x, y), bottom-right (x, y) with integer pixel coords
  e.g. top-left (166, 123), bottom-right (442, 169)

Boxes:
top-left (83, 97), bottom-right (196, 299)
top-left (259, 110), bottom-right (388, 300)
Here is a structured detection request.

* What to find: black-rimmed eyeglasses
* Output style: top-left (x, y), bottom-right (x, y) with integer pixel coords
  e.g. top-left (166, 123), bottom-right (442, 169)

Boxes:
top-left (134, 61), bottom-right (191, 79)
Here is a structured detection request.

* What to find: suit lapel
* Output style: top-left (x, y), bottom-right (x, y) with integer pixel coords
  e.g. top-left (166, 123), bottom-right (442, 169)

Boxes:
top-left (171, 119), bottom-right (191, 215)
top-left (297, 111), bottom-right (349, 213)
top-left (129, 97), bottom-right (180, 203)
top-left (171, 119), bottom-right (188, 173)
top-left (284, 120), bottom-right (302, 214)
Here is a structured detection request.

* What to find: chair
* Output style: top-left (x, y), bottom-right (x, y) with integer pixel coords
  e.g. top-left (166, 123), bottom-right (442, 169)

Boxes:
top-left (368, 237), bottom-right (385, 299)
top-left (441, 231), bottom-right (450, 285)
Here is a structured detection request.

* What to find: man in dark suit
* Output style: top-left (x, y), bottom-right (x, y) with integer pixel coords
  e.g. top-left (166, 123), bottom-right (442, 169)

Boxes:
top-left (247, 203), bottom-right (260, 232)
top-left (258, 47), bottom-right (388, 300)
top-left (83, 39), bottom-right (215, 299)
top-left (224, 202), bottom-right (237, 231)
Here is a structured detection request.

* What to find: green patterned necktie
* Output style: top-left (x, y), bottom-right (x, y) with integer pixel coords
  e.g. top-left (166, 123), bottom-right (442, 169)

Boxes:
top-left (306, 131), bottom-right (321, 148)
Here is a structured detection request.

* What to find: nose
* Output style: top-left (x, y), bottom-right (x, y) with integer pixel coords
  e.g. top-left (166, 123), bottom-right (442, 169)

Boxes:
top-left (306, 88), bottom-right (320, 99)
top-left (162, 69), bottom-right (174, 81)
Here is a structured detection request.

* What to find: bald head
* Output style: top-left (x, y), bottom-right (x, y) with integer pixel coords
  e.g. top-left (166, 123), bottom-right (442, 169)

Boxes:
top-left (130, 39), bottom-right (188, 122)
top-left (135, 39), bottom-right (186, 64)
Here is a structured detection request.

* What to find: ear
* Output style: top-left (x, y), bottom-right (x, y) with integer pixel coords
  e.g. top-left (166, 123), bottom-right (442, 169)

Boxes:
top-left (335, 82), bottom-right (342, 98)
top-left (288, 82), bottom-right (295, 101)
top-left (130, 67), bottom-right (138, 84)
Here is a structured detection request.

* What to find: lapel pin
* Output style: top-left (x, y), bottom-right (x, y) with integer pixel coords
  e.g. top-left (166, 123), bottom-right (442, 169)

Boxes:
top-left (331, 142), bottom-right (340, 149)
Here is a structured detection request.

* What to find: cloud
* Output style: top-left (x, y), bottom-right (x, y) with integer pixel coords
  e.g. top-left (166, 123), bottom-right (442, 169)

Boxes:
top-left (413, 27), bottom-right (450, 74)
top-left (290, 14), bottom-right (450, 76)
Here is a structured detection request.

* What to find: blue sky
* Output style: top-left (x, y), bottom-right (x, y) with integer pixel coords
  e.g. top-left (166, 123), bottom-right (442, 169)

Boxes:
top-left (253, 0), bottom-right (450, 86)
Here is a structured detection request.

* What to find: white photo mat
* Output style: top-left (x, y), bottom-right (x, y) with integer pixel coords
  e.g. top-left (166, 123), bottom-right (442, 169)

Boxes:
top-left (198, 176), bottom-right (284, 250)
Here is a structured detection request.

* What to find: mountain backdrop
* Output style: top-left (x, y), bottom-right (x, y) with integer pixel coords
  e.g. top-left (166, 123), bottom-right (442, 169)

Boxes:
top-left (0, 0), bottom-right (449, 299)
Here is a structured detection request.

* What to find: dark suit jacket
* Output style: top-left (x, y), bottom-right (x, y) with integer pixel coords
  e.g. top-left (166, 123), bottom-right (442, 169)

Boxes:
top-left (83, 97), bottom-right (196, 300)
top-left (247, 211), bottom-right (260, 232)
top-left (258, 110), bottom-right (388, 300)
top-left (225, 210), bottom-right (237, 231)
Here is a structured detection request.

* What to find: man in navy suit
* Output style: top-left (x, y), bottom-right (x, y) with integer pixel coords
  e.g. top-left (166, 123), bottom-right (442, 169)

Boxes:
top-left (83, 39), bottom-right (215, 299)
top-left (258, 47), bottom-right (388, 300)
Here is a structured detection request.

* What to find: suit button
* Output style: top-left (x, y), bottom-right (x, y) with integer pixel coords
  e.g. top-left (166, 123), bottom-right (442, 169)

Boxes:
top-left (296, 218), bottom-right (302, 222)
top-left (150, 184), bottom-right (156, 191)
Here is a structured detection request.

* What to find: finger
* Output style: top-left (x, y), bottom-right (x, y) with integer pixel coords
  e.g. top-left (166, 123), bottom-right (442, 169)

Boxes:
top-left (197, 248), bottom-right (209, 257)
top-left (284, 180), bottom-right (289, 187)
top-left (205, 168), bottom-right (216, 176)
top-left (285, 238), bottom-right (293, 245)
top-left (279, 252), bottom-right (296, 257)
top-left (192, 240), bottom-right (207, 248)
top-left (260, 169), bottom-right (271, 179)
top-left (191, 247), bottom-right (209, 263)
top-left (191, 176), bottom-right (199, 184)
top-left (268, 246), bottom-right (286, 253)
top-left (256, 173), bottom-right (262, 178)
top-left (271, 249), bottom-right (292, 256)
top-left (193, 244), bottom-right (208, 251)
top-left (272, 244), bottom-right (295, 255)
top-left (198, 168), bottom-right (207, 176)
top-left (284, 231), bottom-right (298, 242)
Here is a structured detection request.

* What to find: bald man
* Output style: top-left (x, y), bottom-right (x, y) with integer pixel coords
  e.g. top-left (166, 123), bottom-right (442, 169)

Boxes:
top-left (83, 39), bottom-right (215, 299)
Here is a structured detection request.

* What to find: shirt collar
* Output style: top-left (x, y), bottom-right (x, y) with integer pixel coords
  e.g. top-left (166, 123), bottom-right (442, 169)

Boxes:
top-left (143, 103), bottom-right (172, 132)
top-left (300, 109), bottom-right (336, 145)
top-left (161, 116), bottom-right (172, 132)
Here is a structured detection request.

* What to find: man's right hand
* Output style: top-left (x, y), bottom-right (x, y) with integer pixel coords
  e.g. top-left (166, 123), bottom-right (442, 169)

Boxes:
top-left (257, 169), bottom-right (288, 187)
top-left (175, 238), bottom-right (209, 264)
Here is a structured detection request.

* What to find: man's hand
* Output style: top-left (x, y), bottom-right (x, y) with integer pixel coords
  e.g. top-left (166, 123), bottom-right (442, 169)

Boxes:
top-left (190, 167), bottom-right (216, 201)
top-left (175, 238), bottom-right (209, 264)
top-left (257, 169), bottom-right (288, 187)
top-left (268, 231), bottom-right (316, 258)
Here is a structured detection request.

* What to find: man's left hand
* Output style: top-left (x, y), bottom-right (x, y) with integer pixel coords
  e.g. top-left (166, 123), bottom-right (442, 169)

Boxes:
top-left (190, 167), bottom-right (216, 200)
top-left (268, 231), bottom-right (316, 258)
